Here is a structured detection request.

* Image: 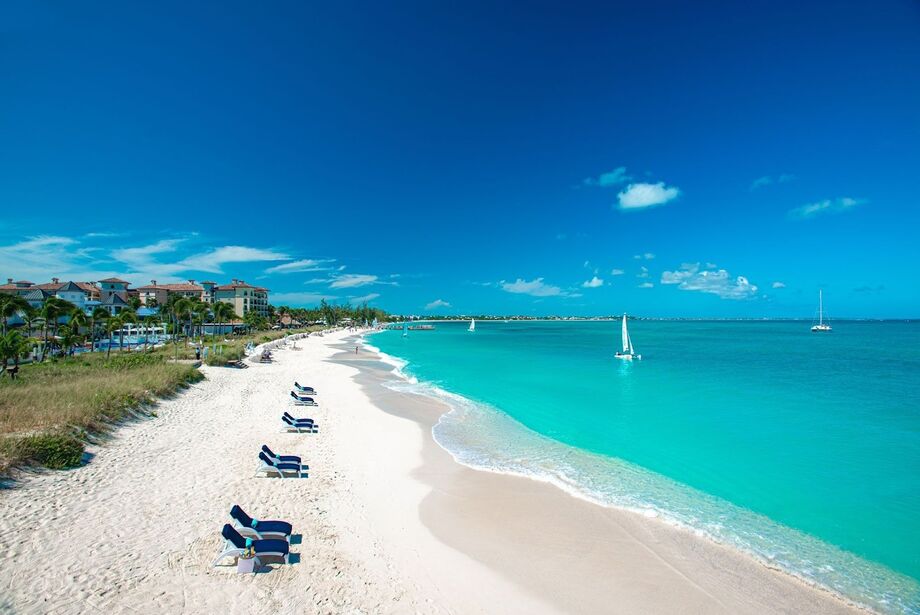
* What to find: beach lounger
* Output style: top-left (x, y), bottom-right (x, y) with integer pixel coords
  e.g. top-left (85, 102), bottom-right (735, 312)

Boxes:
top-left (281, 414), bottom-right (316, 433)
top-left (211, 523), bottom-right (290, 569)
top-left (290, 391), bottom-right (318, 406)
top-left (294, 382), bottom-right (316, 395)
top-left (261, 444), bottom-right (304, 466)
top-left (257, 451), bottom-right (307, 478)
top-left (229, 505), bottom-right (293, 541)
top-left (283, 411), bottom-right (314, 425)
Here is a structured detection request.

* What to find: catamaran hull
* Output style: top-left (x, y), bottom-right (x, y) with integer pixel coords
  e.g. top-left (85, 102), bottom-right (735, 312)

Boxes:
top-left (615, 353), bottom-right (641, 360)
top-left (811, 326), bottom-right (832, 332)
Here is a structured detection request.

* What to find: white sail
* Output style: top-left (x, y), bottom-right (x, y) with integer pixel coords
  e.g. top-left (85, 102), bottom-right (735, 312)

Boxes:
top-left (621, 315), bottom-right (630, 353)
top-left (469, 318), bottom-right (475, 332)
top-left (819, 290), bottom-right (824, 326)
top-left (403, 321), bottom-right (408, 337)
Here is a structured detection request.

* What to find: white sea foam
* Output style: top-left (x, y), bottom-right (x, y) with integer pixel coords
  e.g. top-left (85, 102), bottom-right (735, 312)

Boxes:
top-left (367, 342), bottom-right (920, 614)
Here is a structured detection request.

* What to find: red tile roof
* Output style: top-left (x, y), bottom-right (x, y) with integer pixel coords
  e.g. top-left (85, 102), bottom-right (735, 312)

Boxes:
top-left (98, 277), bottom-right (129, 284)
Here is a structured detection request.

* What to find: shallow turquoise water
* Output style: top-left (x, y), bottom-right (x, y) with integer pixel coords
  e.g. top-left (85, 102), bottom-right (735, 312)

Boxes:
top-left (369, 320), bottom-right (920, 612)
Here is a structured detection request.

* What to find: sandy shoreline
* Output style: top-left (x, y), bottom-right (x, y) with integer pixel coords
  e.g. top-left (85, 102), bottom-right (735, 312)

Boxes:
top-left (0, 331), bottom-right (863, 614)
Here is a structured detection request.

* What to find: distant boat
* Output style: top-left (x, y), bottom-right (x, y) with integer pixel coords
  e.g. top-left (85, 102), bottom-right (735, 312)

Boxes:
top-left (811, 290), bottom-right (832, 332)
top-left (614, 314), bottom-right (641, 360)
top-left (402, 321), bottom-right (408, 337)
top-left (468, 318), bottom-right (476, 332)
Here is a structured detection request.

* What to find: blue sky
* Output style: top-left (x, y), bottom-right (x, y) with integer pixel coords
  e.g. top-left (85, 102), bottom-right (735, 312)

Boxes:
top-left (1, 1), bottom-right (918, 317)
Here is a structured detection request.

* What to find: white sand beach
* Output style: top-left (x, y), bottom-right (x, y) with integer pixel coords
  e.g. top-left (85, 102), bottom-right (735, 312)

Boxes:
top-left (0, 330), bottom-right (862, 614)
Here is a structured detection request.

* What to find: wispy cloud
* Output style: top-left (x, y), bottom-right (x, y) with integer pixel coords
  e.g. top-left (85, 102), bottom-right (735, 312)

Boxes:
top-left (618, 182), bottom-right (680, 210)
top-left (500, 278), bottom-right (568, 297)
top-left (854, 284), bottom-right (884, 294)
top-left (637, 266), bottom-right (649, 279)
top-left (425, 299), bottom-right (451, 310)
top-left (178, 245), bottom-right (289, 274)
top-left (349, 293), bottom-right (380, 304)
top-left (772, 281), bottom-right (786, 289)
top-left (633, 253), bottom-right (655, 260)
top-left (661, 262), bottom-right (758, 300)
top-left (750, 174), bottom-right (795, 190)
top-left (329, 274), bottom-right (378, 289)
top-left (583, 166), bottom-right (632, 187)
top-left (265, 258), bottom-right (335, 274)
top-left (582, 276), bottom-right (604, 288)
top-left (270, 291), bottom-right (337, 305)
top-left (638, 282), bottom-right (654, 289)
top-left (610, 268), bottom-right (625, 276)
top-left (788, 197), bottom-right (865, 220)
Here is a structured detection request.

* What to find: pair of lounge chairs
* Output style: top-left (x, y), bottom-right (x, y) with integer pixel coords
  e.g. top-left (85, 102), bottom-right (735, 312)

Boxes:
top-left (257, 445), bottom-right (308, 478)
top-left (294, 382), bottom-right (316, 395)
top-left (290, 391), bottom-right (318, 406)
top-left (211, 505), bottom-right (294, 569)
top-left (282, 412), bottom-right (316, 433)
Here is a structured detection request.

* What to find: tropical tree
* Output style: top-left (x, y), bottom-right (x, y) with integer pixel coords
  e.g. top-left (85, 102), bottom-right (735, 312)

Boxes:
top-left (118, 308), bottom-right (138, 351)
top-left (172, 297), bottom-right (194, 346)
top-left (104, 315), bottom-right (122, 359)
top-left (40, 297), bottom-right (76, 358)
top-left (195, 301), bottom-right (210, 339)
top-left (21, 305), bottom-right (42, 339)
top-left (0, 330), bottom-right (33, 378)
top-left (213, 301), bottom-right (237, 337)
top-left (89, 306), bottom-right (109, 353)
top-left (0, 294), bottom-right (30, 335)
top-left (142, 314), bottom-right (159, 351)
top-left (58, 322), bottom-right (84, 356)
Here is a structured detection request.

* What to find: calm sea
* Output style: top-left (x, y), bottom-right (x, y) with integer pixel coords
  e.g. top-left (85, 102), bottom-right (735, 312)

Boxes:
top-left (368, 320), bottom-right (920, 613)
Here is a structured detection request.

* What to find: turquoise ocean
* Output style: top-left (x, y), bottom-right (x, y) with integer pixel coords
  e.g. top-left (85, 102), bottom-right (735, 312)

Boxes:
top-left (367, 320), bottom-right (920, 613)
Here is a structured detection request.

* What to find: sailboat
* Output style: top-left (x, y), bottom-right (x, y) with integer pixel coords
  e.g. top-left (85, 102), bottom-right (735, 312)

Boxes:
top-left (811, 290), bottom-right (832, 332)
top-left (468, 318), bottom-right (476, 332)
top-left (402, 321), bottom-right (408, 337)
top-left (614, 314), bottom-right (641, 360)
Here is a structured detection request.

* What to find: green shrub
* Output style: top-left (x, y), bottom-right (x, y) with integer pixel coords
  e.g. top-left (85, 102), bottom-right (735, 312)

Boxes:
top-left (11, 433), bottom-right (85, 470)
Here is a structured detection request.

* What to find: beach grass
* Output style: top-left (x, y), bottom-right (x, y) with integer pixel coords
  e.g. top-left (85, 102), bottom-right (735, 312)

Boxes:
top-left (0, 352), bottom-right (204, 473)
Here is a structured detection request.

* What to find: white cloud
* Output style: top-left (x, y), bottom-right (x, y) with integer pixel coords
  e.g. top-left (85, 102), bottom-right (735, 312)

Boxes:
top-left (349, 293), bottom-right (380, 304)
top-left (583, 166), bottom-right (632, 187)
top-left (789, 197), bottom-right (864, 219)
top-left (500, 278), bottom-right (567, 297)
top-left (751, 174), bottom-right (795, 190)
top-left (632, 253), bottom-right (654, 260)
top-left (617, 182), bottom-right (680, 210)
top-left (772, 281), bottom-right (786, 289)
top-left (329, 274), bottom-right (378, 289)
top-left (265, 258), bottom-right (335, 274)
top-left (661, 262), bottom-right (758, 300)
top-left (425, 299), bottom-right (452, 310)
top-left (637, 266), bottom-right (649, 278)
top-left (610, 268), bottom-right (625, 275)
top-left (270, 292), bottom-right (338, 305)
top-left (178, 245), bottom-right (289, 273)
top-left (638, 282), bottom-right (654, 289)
top-left (582, 276), bottom-right (604, 288)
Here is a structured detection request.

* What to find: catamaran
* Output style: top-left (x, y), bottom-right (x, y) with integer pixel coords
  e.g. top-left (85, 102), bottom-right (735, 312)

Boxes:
top-left (811, 290), bottom-right (832, 332)
top-left (615, 314), bottom-right (641, 360)
top-left (468, 318), bottom-right (476, 332)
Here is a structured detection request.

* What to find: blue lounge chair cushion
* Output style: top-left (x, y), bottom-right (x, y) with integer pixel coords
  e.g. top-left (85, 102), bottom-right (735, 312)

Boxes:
top-left (221, 524), bottom-right (289, 556)
top-left (262, 445), bottom-right (301, 464)
top-left (229, 505), bottom-right (295, 536)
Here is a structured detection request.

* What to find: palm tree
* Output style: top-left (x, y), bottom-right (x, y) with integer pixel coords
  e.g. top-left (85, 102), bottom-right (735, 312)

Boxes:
top-left (0, 294), bottom-right (30, 335)
top-left (40, 297), bottom-right (76, 358)
top-left (172, 297), bottom-right (194, 347)
top-left (195, 301), bottom-right (210, 340)
top-left (118, 308), bottom-right (138, 352)
top-left (0, 330), bottom-right (33, 379)
top-left (104, 315), bottom-right (122, 359)
top-left (89, 306), bottom-right (109, 353)
top-left (21, 305), bottom-right (41, 340)
top-left (213, 301), bottom-right (237, 338)
top-left (142, 314), bottom-right (159, 351)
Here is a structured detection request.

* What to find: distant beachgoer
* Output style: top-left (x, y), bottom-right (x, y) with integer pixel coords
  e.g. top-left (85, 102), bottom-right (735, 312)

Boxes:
top-left (355, 345), bottom-right (358, 354)
top-left (195, 346), bottom-right (201, 361)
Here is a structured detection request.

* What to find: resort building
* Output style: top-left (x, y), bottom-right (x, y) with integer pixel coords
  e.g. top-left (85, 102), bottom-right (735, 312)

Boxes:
top-left (214, 280), bottom-right (269, 317)
top-left (0, 279), bottom-right (38, 297)
top-left (55, 281), bottom-right (88, 310)
top-left (136, 281), bottom-right (169, 307)
top-left (98, 278), bottom-right (130, 303)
